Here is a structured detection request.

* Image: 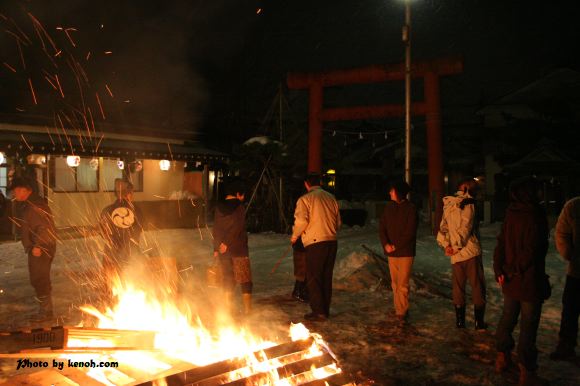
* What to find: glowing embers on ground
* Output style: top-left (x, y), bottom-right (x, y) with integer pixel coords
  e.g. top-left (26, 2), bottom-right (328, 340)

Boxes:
top-left (60, 277), bottom-right (350, 385)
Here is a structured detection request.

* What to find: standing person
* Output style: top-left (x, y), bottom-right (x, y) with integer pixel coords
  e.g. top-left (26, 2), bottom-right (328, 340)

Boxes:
top-left (291, 236), bottom-right (309, 302)
top-left (10, 177), bottom-right (57, 321)
top-left (379, 180), bottom-right (418, 324)
top-left (291, 174), bottom-right (341, 322)
top-left (100, 179), bottom-right (143, 279)
top-left (493, 177), bottom-right (550, 385)
top-left (212, 179), bottom-right (252, 315)
top-left (550, 196), bottom-right (580, 361)
top-left (437, 178), bottom-right (487, 330)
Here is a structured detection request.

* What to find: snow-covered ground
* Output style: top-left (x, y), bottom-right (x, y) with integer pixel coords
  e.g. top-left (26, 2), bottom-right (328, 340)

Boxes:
top-left (1, 221), bottom-right (579, 385)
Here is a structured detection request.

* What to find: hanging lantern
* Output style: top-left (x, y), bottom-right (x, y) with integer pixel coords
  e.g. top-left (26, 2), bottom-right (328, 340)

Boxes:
top-left (90, 158), bottom-right (99, 171)
top-left (27, 154), bottom-right (46, 166)
top-left (0, 152), bottom-right (5, 165)
top-left (66, 155), bottom-right (81, 167)
top-left (159, 159), bottom-right (170, 171)
top-left (117, 159), bottom-right (125, 170)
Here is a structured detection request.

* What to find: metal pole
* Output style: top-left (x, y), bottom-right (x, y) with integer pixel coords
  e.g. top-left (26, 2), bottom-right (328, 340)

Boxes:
top-left (403, 2), bottom-right (412, 184)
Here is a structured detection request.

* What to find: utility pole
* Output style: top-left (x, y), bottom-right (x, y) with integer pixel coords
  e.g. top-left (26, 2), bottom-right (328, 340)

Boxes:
top-left (403, 1), bottom-right (412, 185)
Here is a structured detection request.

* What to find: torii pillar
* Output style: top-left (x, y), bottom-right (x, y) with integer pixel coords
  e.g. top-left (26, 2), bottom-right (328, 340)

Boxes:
top-left (287, 56), bottom-right (463, 233)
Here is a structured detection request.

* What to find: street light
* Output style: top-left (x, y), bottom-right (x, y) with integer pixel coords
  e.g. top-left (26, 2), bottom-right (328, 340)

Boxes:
top-left (402, 0), bottom-right (412, 185)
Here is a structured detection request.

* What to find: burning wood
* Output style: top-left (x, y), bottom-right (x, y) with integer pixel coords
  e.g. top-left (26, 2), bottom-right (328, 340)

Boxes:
top-left (0, 325), bottom-right (355, 385)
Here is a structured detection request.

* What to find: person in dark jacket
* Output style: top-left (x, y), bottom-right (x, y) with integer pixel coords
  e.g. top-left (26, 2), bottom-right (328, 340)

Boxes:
top-left (493, 176), bottom-right (550, 386)
top-left (550, 196), bottom-right (580, 361)
top-left (99, 179), bottom-right (144, 279)
top-left (212, 179), bottom-right (252, 315)
top-left (10, 177), bottom-right (57, 321)
top-left (379, 180), bottom-right (418, 324)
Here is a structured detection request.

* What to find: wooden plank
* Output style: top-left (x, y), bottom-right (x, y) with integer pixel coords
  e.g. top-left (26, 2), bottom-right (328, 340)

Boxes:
top-left (134, 338), bottom-right (314, 386)
top-left (58, 367), bottom-right (109, 386)
top-left (0, 327), bottom-right (66, 353)
top-left (0, 327), bottom-right (156, 353)
top-left (65, 328), bottom-right (156, 350)
top-left (300, 372), bottom-right (357, 386)
top-left (217, 353), bottom-right (335, 386)
top-left (0, 369), bottom-right (80, 386)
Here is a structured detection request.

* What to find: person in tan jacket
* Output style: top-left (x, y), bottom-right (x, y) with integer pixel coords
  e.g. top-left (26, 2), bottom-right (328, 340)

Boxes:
top-left (550, 196), bottom-right (580, 361)
top-left (291, 174), bottom-right (341, 322)
top-left (437, 178), bottom-right (487, 330)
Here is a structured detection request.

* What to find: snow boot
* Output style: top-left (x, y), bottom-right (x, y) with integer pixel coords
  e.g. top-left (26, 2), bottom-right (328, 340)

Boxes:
top-left (292, 281), bottom-right (300, 300)
top-left (31, 295), bottom-right (54, 322)
top-left (518, 364), bottom-right (550, 386)
top-left (292, 280), bottom-right (308, 302)
top-left (455, 305), bottom-right (466, 328)
top-left (242, 293), bottom-right (252, 315)
top-left (474, 305), bottom-right (487, 331)
top-left (495, 351), bottom-right (513, 373)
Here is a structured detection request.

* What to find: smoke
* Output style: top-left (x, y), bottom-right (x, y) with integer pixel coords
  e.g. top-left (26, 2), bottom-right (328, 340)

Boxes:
top-left (0, 0), bottom-right (259, 138)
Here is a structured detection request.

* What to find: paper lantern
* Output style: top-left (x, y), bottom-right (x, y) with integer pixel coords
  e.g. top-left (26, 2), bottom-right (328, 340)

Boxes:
top-left (66, 155), bottom-right (81, 167)
top-left (159, 159), bottom-right (170, 171)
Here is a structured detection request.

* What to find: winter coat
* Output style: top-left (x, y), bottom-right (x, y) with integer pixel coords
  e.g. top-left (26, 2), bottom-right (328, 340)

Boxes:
top-left (379, 200), bottom-right (418, 257)
top-left (555, 196), bottom-right (580, 278)
top-left (100, 199), bottom-right (144, 258)
top-left (437, 191), bottom-right (481, 264)
top-left (213, 198), bottom-right (248, 257)
top-left (18, 194), bottom-right (57, 257)
top-left (493, 202), bottom-right (549, 302)
top-left (292, 186), bottom-right (341, 247)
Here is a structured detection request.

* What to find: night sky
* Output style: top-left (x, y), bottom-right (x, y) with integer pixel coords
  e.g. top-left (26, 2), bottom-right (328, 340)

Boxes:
top-left (1, 0), bottom-right (580, 151)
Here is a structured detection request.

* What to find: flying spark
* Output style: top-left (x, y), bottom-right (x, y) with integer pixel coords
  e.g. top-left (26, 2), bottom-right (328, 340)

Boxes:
top-left (28, 78), bottom-right (37, 104)
top-left (3, 62), bottom-right (16, 73)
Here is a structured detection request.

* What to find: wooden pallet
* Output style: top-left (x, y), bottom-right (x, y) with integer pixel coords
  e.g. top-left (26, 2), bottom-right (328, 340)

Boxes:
top-left (0, 333), bottom-right (356, 385)
top-left (0, 326), bottom-right (156, 353)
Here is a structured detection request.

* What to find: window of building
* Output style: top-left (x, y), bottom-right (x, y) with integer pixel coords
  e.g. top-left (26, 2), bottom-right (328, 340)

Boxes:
top-left (0, 167), bottom-right (7, 196)
top-left (101, 158), bottom-right (143, 192)
top-left (50, 156), bottom-right (99, 192)
top-left (102, 158), bottom-right (124, 192)
top-left (126, 160), bottom-right (143, 192)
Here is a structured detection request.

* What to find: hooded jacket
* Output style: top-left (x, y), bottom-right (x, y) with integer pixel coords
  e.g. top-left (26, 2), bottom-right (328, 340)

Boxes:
top-left (493, 202), bottom-right (549, 302)
top-left (555, 197), bottom-right (580, 278)
top-left (213, 198), bottom-right (248, 257)
top-left (437, 191), bottom-right (481, 264)
top-left (292, 186), bottom-right (341, 247)
top-left (18, 194), bottom-right (57, 257)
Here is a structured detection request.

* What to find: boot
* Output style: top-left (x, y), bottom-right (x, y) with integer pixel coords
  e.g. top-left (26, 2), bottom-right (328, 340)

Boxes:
top-left (474, 305), bottom-right (487, 331)
top-left (31, 295), bottom-right (54, 322)
top-left (455, 305), bottom-right (466, 328)
top-left (242, 293), bottom-right (252, 315)
top-left (518, 364), bottom-right (550, 386)
top-left (495, 351), bottom-right (513, 373)
top-left (292, 281), bottom-right (301, 300)
top-left (299, 281), bottom-right (309, 303)
top-left (292, 281), bottom-right (308, 302)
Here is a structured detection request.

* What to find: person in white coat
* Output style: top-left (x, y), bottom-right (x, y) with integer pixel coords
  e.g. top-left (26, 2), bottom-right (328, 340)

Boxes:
top-left (437, 178), bottom-right (487, 330)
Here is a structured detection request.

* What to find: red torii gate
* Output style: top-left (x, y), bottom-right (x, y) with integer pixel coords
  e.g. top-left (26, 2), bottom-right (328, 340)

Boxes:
top-left (287, 56), bottom-right (463, 233)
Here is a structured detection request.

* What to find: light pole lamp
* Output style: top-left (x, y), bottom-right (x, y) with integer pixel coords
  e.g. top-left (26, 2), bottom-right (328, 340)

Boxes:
top-left (402, 1), bottom-right (412, 185)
